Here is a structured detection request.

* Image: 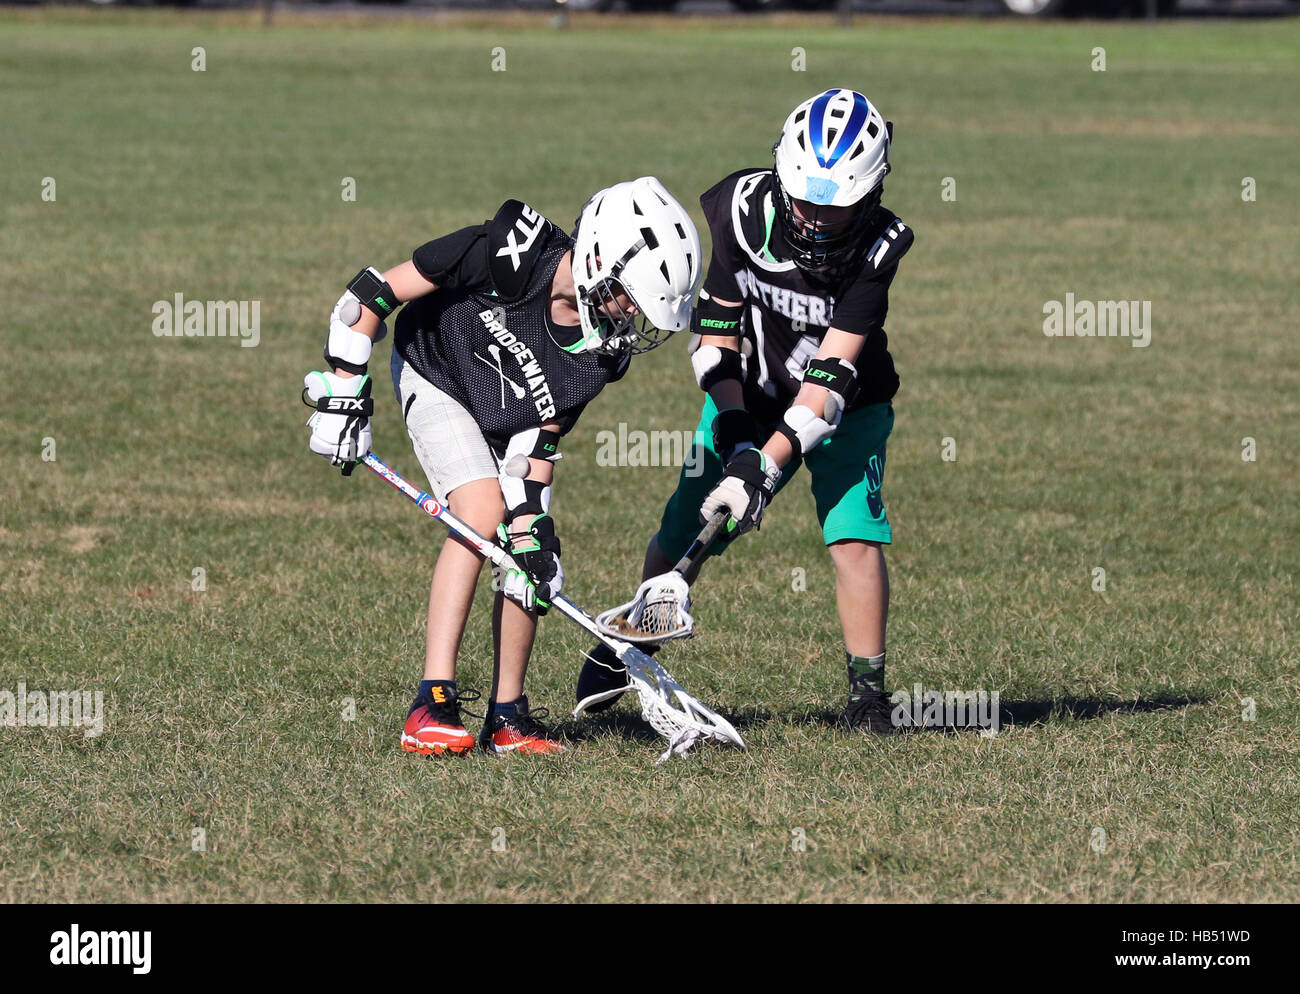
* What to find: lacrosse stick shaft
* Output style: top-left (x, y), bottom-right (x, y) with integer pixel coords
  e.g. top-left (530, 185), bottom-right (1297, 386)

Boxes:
top-left (672, 511), bottom-right (728, 576)
top-left (363, 452), bottom-right (643, 651)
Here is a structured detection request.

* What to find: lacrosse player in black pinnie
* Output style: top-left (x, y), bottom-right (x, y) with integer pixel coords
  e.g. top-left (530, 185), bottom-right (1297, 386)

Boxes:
top-left (577, 89), bottom-right (915, 734)
top-left (304, 178), bottom-right (702, 755)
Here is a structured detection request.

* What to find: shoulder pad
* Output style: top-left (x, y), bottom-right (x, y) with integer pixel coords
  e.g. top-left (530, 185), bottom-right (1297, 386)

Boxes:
top-left (699, 169), bottom-right (764, 229)
top-left (487, 200), bottom-right (555, 300)
top-left (702, 169), bottom-right (792, 274)
top-left (860, 207), bottom-right (914, 274)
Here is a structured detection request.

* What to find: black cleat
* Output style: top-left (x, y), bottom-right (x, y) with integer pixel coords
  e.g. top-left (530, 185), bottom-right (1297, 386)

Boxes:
top-left (841, 689), bottom-right (901, 735)
top-left (575, 642), bottom-right (628, 714)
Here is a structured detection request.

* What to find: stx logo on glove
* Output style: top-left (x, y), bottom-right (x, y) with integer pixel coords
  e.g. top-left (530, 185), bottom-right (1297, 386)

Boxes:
top-left (316, 396), bottom-right (375, 415)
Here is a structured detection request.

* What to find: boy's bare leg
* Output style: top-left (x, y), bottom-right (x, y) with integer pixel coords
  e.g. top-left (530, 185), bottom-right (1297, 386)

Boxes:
top-left (828, 539), bottom-right (889, 659)
top-left (830, 538), bottom-right (896, 734)
top-left (483, 545), bottom-right (566, 754)
top-left (422, 477), bottom-right (505, 681)
top-left (491, 590), bottom-right (538, 703)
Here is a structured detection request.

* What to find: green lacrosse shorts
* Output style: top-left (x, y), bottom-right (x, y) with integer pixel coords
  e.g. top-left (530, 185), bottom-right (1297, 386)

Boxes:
top-left (656, 395), bottom-right (894, 562)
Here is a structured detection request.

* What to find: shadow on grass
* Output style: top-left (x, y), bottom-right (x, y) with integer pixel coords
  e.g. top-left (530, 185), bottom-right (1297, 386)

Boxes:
top-left (997, 694), bottom-right (1208, 727)
top-left (783, 693), bottom-right (1207, 734)
top-left (556, 708), bottom-right (666, 745)
top-left (560, 694), bottom-right (1208, 742)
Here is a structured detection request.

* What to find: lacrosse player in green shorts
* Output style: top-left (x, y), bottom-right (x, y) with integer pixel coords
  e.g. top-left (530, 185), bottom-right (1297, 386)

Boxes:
top-left (578, 89), bottom-right (913, 733)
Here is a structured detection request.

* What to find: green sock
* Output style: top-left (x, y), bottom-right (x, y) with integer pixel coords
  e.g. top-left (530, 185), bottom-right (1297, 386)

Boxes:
top-left (846, 650), bottom-right (886, 700)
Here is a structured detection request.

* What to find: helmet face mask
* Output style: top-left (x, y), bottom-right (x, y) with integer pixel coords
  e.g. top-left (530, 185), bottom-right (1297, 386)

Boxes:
top-left (772, 88), bottom-right (891, 283)
top-left (774, 178), bottom-right (880, 282)
top-left (570, 177), bottom-right (702, 357)
top-left (578, 274), bottom-right (671, 356)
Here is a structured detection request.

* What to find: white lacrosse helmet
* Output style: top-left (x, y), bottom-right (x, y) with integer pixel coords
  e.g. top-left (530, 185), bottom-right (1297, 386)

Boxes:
top-left (773, 88), bottom-right (891, 277)
top-left (570, 177), bottom-right (702, 355)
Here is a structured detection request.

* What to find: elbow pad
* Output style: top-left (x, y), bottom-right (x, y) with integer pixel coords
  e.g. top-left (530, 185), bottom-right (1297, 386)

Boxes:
top-left (775, 358), bottom-right (858, 455)
top-left (777, 404), bottom-right (838, 455)
top-left (347, 267), bottom-right (399, 320)
top-left (498, 428), bottom-right (560, 517)
top-left (691, 345), bottom-right (745, 392)
top-left (690, 293), bottom-right (748, 390)
top-left (802, 357), bottom-right (857, 422)
top-left (325, 267), bottom-right (396, 375)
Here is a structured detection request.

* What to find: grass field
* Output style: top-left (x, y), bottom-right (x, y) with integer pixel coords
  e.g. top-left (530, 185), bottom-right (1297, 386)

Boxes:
top-left (2, 8), bottom-right (1297, 903)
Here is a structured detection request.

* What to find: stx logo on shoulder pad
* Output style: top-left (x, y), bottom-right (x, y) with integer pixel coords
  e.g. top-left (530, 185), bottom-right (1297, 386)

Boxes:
top-left (495, 206), bottom-right (547, 272)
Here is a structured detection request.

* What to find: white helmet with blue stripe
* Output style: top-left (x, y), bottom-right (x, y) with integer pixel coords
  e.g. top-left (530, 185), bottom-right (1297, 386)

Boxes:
top-left (772, 88), bottom-right (892, 278)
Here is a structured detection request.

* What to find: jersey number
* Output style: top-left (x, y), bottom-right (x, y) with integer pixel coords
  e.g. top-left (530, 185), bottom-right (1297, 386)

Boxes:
top-left (785, 332), bottom-right (820, 382)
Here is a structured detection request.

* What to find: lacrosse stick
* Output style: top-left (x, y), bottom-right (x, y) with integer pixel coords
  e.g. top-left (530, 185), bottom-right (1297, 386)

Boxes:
top-left (360, 452), bottom-right (744, 757)
top-left (594, 512), bottom-right (728, 645)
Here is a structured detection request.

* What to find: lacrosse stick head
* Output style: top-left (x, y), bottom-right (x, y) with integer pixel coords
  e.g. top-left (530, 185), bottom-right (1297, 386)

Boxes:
top-left (595, 572), bottom-right (695, 645)
top-left (573, 642), bottom-right (745, 753)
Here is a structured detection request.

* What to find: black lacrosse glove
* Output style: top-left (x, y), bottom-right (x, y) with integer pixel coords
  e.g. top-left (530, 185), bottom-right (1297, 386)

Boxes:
top-left (496, 513), bottom-right (564, 615)
top-left (711, 407), bottom-right (765, 466)
top-left (700, 448), bottom-right (781, 540)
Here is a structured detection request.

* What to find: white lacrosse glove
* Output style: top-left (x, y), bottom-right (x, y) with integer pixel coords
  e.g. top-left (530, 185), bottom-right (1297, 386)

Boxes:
top-left (495, 513), bottom-right (564, 615)
top-left (700, 449), bottom-right (781, 537)
top-left (303, 370), bottom-right (373, 476)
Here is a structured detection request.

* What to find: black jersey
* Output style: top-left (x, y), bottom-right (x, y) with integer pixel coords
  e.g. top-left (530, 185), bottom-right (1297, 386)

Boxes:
top-left (394, 200), bottom-right (628, 451)
top-left (699, 169), bottom-right (913, 426)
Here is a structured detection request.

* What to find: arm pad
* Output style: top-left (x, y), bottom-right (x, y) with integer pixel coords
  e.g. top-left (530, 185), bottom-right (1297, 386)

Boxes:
top-left (324, 317), bottom-right (374, 376)
top-left (691, 293), bottom-right (745, 338)
top-left (499, 428), bottom-right (558, 518)
top-left (774, 358), bottom-right (857, 456)
top-left (711, 408), bottom-right (763, 464)
top-left (776, 404), bottom-right (838, 456)
top-left (325, 266), bottom-right (396, 375)
top-left (347, 267), bottom-right (399, 320)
